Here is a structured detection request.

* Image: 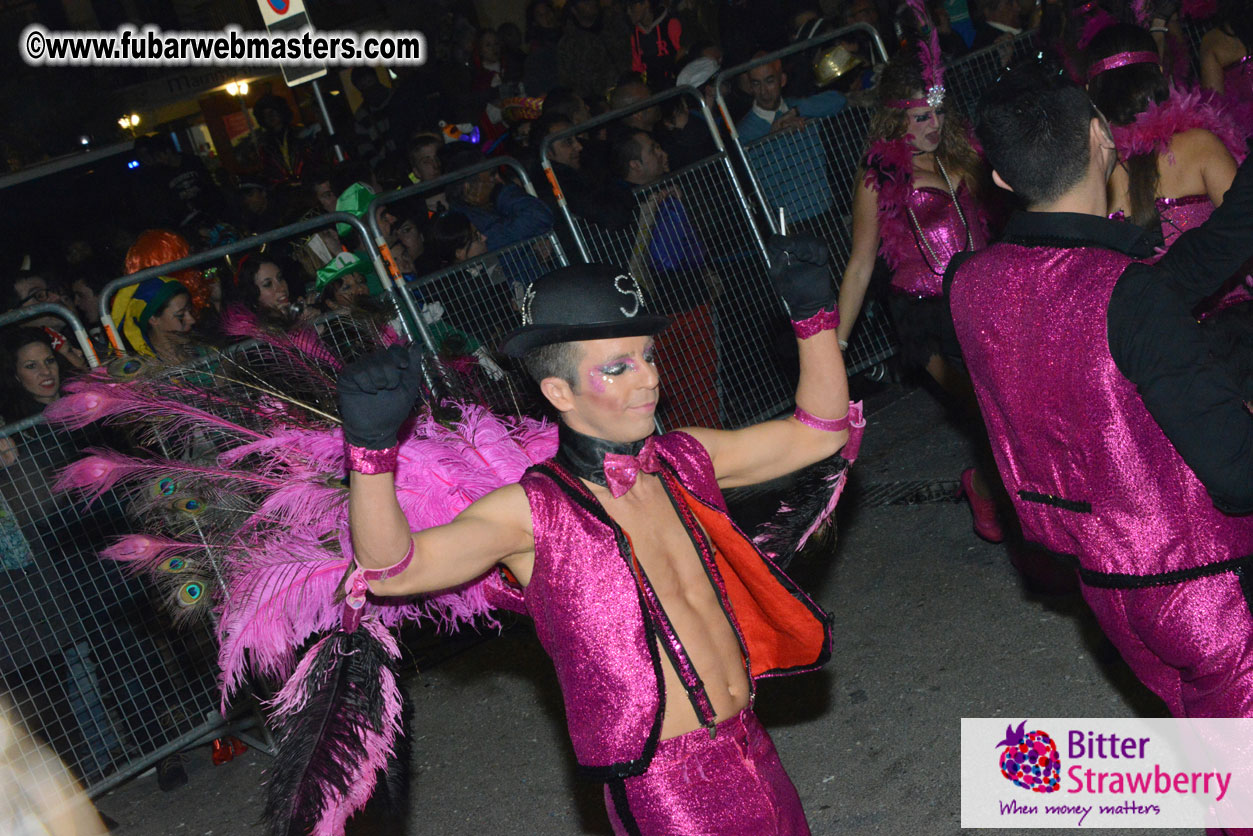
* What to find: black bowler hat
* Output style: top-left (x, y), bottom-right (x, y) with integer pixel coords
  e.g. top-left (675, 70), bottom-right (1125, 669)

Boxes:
top-left (499, 264), bottom-right (668, 357)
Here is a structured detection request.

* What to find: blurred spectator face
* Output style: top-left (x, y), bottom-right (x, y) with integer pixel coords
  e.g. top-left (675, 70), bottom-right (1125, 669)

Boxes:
top-left (533, 1), bottom-right (557, 29)
top-left (376, 205), bottom-right (398, 242)
top-left (70, 279), bottom-right (100, 324)
top-left (13, 341), bottom-right (60, 404)
top-left (570, 95), bottom-right (592, 124)
top-left (571, 0), bottom-right (600, 28)
top-left (314, 180), bottom-right (337, 213)
top-left (626, 0), bottom-right (650, 27)
top-left (845, 0), bottom-right (879, 27)
top-left (631, 133), bottom-right (669, 184)
top-left (13, 275), bottom-right (66, 309)
top-left (253, 262), bottom-right (291, 313)
top-left (618, 82), bottom-right (661, 131)
top-left (243, 186), bottom-right (269, 214)
top-left (748, 61), bottom-right (786, 111)
top-left (260, 107), bottom-right (285, 132)
top-left (455, 227), bottom-right (489, 262)
top-left (409, 142), bottom-right (443, 182)
top-left (328, 273), bottom-right (369, 309)
top-left (462, 170), bottom-right (499, 208)
top-left (396, 219), bottom-right (424, 258)
top-left (548, 125), bottom-right (583, 169)
top-left (480, 31), bottom-right (501, 64)
top-left (149, 292), bottom-right (196, 339)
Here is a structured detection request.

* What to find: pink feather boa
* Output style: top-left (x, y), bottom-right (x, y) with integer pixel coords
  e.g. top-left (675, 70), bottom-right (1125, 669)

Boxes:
top-left (864, 138), bottom-right (919, 271)
top-left (1111, 85), bottom-right (1249, 164)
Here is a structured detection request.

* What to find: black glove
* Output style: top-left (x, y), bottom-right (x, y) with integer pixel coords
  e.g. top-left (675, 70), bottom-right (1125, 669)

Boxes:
top-left (766, 233), bottom-right (834, 320)
top-left (337, 344), bottom-right (426, 449)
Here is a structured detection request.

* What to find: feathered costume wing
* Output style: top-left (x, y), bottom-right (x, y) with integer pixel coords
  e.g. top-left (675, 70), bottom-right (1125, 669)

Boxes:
top-left (46, 305), bottom-right (855, 835)
top-left (46, 310), bottom-right (556, 836)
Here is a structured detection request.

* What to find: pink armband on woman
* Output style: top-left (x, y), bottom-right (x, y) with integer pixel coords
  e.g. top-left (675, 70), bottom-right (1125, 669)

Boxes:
top-left (790, 308), bottom-right (840, 339)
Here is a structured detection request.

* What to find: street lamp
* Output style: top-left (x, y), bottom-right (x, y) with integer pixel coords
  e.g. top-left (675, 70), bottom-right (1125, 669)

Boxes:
top-left (118, 113), bottom-right (140, 137)
top-left (225, 81), bottom-right (253, 150)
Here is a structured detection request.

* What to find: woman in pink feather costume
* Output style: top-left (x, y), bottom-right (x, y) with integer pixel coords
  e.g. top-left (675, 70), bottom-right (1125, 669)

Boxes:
top-left (835, 52), bottom-right (1005, 543)
top-left (1200, 0), bottom-right (1253, 139)
top-left (1089, 24), bottom-right (1241, 256)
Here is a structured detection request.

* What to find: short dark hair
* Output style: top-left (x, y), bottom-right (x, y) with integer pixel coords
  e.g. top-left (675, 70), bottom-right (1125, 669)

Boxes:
top-left (975, 61), bottom-right (1095, 207)
top-left (542, 87), bottom-right (582, 121)
top-left (610, 130), bottom-right (648, 179)
top-left (533, 114), bottom-right (574, 148)
top-left (522, 341), bottom-right (581, 386)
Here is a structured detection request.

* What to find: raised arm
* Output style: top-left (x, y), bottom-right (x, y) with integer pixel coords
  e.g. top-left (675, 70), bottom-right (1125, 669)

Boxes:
top-left (338, 346), bottom-right (534, 597)
top-left (687, 234), bottom-right (854, 488)
top-left (836, 176), bottom-right (881, 347)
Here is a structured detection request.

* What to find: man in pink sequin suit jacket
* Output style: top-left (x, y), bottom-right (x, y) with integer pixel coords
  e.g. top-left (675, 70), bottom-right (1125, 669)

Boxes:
top-left (336, 237), bottom-right (861, 834)
top-left (946, 63), bottom-right (1253, 723)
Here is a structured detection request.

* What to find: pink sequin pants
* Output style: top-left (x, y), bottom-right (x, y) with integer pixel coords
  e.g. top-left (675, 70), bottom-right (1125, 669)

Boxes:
top-left (1081, 572), bottom-right (1253, 718)
top-left (604, 709), bottom-right (810, 836)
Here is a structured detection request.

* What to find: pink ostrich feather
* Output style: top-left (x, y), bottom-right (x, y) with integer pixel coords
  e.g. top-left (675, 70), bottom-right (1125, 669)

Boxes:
top-left (1181, 0), bottom-right (1217, 18)
top-left (904, 0), bottom-right (944, 94)
top-left (1077, 8), bottom-right (1117, 49)
top-left (1129, 0), bottom-right (1150, 26)
top-left (218, 305), bottom-right (344, 372)
top-left (1111, 85), bottom-right (1248, 164)
top-left (218, 536), bottom-right (352, 704)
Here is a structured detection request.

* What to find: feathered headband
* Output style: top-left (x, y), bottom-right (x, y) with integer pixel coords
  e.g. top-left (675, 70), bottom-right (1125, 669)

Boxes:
top-left (886, 0), bottom-right (946, 110)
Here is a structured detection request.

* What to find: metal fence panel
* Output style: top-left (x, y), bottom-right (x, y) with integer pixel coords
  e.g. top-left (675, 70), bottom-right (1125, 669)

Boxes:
top-left (405, 234), bottom-right (561, 416)
top-left (735, 105), bottom-right (897, 375)
top-left (539, 88), bottom-right (797, 430)
top-left (943, 30), bottom-right (1043, 119)
top-left (0, 416), bottom-right (223, 797)
top-left (715, 31), bottom-right (897, 379)
top-left (568, 156), bottom-right (793, 430)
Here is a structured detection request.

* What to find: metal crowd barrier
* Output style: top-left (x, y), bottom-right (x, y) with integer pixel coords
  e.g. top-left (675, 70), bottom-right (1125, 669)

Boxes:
top-left (365, 156), bottom-right (567, 415)
top-left (943, 29), bottom-right (1043, 119)
top-left (716, 26), bottom-right (896, 379)
top-left (539, 86), bottom-right (794, 430)
top-left (0, 306), bottom-right (232, 798)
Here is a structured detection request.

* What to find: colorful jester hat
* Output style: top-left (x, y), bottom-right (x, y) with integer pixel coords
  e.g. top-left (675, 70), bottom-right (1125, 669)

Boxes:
top-left (887, 0), bottom-right (947, 110)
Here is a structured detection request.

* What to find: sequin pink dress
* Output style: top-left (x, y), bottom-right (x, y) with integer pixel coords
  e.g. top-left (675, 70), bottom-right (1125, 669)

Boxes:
top-left (1222, 53), bottom-right (1253, 139)
top-left (886, 184), bottom-right (989, 298)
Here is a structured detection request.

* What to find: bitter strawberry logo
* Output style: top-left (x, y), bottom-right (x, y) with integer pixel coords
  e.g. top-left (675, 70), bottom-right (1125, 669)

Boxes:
top-left (996, 720), bottom-right (1061, 793)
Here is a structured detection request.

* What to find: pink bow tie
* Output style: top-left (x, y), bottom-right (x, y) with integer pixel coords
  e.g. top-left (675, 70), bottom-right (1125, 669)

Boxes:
top-left (602, 437), bottom-right (662, 498)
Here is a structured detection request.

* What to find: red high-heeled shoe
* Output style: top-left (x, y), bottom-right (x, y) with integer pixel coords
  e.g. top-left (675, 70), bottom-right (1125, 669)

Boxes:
top-left (959, 468), bottom-right (1004, 543)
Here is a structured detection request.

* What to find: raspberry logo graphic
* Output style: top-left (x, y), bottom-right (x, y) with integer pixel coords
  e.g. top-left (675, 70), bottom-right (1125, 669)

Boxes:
top-left (996, 720), bottom-right (1061, 793)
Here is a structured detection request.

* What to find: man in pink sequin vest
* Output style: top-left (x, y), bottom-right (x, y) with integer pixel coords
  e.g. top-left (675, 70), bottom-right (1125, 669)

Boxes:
top-left (337, 237), bottom-right (863, 834)
top-left (947, 64), bottom-right (1253, 727)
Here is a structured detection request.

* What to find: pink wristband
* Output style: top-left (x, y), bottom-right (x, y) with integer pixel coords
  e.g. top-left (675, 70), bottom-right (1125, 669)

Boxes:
top-left (346, 443), bottom-right (398, 474)
top-left (341, 539), bottom-right (415, 631)
top-left (791, 308), bottom-right (840, 339)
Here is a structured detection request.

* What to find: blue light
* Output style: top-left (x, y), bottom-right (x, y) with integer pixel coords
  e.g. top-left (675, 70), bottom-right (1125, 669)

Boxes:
top-left (127, 160), bottom-right (140, 169)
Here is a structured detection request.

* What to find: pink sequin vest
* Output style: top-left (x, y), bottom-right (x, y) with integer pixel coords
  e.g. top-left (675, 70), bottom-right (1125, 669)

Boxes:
top-left (514, 431), bottom-right (832, 777)
top-left (951, 242), bottom-right (1253, 579)
top-left (887, 184), bottom-right (989, 298)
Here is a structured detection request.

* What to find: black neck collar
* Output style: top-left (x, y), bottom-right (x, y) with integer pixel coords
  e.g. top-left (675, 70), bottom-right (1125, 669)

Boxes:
top-left (554, 422), bottom-right (653, 488)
